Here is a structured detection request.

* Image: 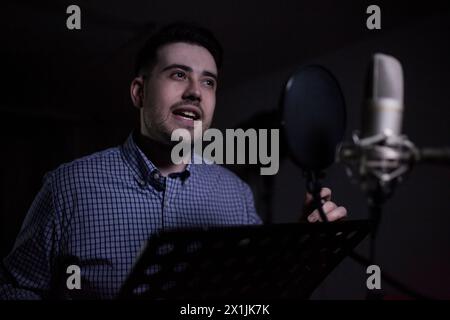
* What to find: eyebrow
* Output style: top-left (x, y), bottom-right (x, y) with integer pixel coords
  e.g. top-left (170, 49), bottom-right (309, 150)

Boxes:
top-left (161, 64), bottom-right (218, 81)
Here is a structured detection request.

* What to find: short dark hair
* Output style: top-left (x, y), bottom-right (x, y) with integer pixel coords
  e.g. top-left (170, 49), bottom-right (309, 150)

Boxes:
top-left (134, 22), bottom-right (223, 76)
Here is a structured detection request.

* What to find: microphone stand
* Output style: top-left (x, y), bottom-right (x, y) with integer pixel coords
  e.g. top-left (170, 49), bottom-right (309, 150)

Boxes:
top-left (303, 164), bottom-right (426, 298)
top-left (338, 131), bottom-right (426, 299)
top-left (367, 189), bottom-right (383, 270)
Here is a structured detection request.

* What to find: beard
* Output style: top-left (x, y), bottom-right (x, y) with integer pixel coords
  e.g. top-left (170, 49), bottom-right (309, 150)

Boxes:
top-left (141, 107), bottom-right (212, 147)
top-left (141, 108), bottom-right (174, 146)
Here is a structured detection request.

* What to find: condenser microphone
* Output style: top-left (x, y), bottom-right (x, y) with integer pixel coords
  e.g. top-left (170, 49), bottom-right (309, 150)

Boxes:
top-left (337, 53), bottom-right (416, 196)
top-left (362, 53), bottom-right (404, 138)
top-left (339, 52), bottom-right (450, 195)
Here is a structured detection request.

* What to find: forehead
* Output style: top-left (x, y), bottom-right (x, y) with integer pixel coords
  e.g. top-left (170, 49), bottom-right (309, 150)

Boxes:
top-left (155, 42), bottom-right (218, 74)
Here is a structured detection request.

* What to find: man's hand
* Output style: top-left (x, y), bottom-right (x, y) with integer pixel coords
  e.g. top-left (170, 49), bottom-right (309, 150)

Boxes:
top-left (302, 187), bottom-right (347, 222)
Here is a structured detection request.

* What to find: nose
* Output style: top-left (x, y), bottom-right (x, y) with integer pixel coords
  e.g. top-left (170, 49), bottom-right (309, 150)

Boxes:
top-left (182, 79), bottom-right (201, 103)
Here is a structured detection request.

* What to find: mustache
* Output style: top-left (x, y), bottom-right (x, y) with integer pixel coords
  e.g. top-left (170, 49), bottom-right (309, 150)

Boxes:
top-left (172, 100), bottom-right (201, 108)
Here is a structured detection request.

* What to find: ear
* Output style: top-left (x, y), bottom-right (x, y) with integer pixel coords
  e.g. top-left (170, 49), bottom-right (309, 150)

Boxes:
top-left (130, 76), bottom-right (145, 109)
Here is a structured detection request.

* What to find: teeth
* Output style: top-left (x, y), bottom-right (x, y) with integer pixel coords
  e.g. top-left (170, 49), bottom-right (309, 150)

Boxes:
top-left (175, 110), bottom-right (198, 120)
top-left (182, 111), bottom-right (196, 118)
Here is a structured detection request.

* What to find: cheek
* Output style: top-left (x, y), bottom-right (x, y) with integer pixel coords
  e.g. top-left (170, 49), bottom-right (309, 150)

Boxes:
top-left (147, 82), bottom-right (181, 111)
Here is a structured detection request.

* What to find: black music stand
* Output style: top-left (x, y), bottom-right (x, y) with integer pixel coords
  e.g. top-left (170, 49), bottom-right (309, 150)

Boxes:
top-left (118, 220), bottom-right (369, 299)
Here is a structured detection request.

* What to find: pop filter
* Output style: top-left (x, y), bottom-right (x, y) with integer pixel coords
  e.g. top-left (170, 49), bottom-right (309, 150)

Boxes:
top-left (280, 65), bottom-right (346, 172)
top-left (280, 65), bottom-right (346, 222)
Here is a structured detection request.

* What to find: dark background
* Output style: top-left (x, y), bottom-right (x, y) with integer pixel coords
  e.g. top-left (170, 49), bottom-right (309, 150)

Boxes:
top-left (1, 0), bottom-right (449, 299)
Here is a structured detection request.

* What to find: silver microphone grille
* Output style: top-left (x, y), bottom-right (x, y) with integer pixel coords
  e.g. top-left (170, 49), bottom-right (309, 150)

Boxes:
top-left (363, 53), bottom-right (404, 137)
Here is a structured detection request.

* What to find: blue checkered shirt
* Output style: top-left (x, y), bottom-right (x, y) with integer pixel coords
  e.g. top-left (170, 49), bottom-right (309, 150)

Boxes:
top-left (0, 133), bottom-right (262, 299)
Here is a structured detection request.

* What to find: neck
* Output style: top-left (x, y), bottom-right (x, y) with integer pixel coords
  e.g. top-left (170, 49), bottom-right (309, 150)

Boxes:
top-left (134, 131), bottom-right (187, 177)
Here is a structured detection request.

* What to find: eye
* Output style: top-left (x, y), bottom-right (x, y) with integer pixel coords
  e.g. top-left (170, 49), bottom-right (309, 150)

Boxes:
top-left (171, 71), bottom-right (186, 80)
top-left (203, 78), bottom-right (216, 88)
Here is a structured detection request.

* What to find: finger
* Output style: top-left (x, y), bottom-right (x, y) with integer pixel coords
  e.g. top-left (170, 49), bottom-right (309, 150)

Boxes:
top-left (304, 187), bottom-right (332, 206)
top-left (326, 206), bottom-right (348, 222)
top-left (307, 201), bottom-right (337, 222)
top-left (320, 188), bottom-right (332, 201)
top-left (304, 192), bottom-right (313, 206)
top-left (323, 201), bottom-right (337, 213)
top-left (307, 211), bottom-right (320, 223)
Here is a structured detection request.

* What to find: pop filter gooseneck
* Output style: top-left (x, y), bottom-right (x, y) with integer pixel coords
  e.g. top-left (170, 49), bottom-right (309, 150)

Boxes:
top-left (280, 65), bottom-right (346, 222)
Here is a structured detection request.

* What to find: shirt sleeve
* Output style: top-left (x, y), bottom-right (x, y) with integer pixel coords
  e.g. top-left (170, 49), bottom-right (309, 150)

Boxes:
top-left (242, 182), bottom-right (263, 225)
top-left (0, 173), bottom-right (59, 300)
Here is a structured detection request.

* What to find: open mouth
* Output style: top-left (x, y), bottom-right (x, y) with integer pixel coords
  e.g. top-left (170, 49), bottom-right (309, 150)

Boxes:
top-left (172, 107), bottom-right (201, 121)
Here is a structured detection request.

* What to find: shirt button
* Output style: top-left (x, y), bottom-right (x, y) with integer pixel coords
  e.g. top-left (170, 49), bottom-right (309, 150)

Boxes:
top-left (153, 172), bottom-right (160, 180)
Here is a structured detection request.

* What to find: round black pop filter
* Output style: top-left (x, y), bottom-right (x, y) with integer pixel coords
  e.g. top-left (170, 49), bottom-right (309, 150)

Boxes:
top-left (281, 65), bottom-right (346, 171)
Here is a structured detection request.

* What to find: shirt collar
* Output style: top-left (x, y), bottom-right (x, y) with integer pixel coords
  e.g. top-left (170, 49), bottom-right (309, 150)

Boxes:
top-left (120, 131), bottom-right (193, 187)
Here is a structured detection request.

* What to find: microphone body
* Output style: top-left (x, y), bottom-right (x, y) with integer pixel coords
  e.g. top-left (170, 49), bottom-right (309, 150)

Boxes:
top-left (362, 53), bottom-right (404, 138)
top-left (338, 53), bottom-right (414, 196)
top-left (338, 53), bottom-right (450, 198)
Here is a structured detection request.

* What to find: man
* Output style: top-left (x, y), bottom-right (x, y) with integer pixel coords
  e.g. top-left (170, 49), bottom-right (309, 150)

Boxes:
top-left (0, 23), bottom-right (347, 299)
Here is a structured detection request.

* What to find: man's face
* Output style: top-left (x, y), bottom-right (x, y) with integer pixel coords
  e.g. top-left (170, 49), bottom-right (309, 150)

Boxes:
top-left (137, 42), bottom-right (218, 144)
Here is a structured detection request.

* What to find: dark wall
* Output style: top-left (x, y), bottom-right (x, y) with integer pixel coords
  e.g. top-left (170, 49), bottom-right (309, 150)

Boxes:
top-left (221, 12), bottom-right (450, 299)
